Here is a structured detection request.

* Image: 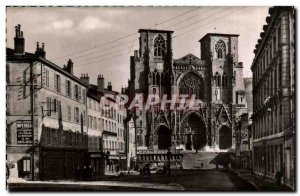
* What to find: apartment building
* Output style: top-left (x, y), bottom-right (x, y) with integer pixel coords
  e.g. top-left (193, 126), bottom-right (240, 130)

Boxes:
top-left (6, 25), bottom-right (88, 180)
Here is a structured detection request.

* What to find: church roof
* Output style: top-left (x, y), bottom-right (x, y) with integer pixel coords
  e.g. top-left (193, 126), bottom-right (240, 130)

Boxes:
top-left (173, 53), bottom-right (206, 66)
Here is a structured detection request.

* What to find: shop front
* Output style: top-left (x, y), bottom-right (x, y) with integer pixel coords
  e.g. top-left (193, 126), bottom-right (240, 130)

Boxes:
top-left (89, 152), bottom-right (106, 177)
top-left (40, 146), bottom-right (88, 180)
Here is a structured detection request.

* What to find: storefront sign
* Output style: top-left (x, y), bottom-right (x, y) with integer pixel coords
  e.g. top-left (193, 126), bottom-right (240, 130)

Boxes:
top-left (17, 120), bottom-right (33, 144)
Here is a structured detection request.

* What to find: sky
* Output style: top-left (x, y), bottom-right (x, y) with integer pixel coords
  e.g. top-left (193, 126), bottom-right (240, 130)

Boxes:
top-left (6, 6), bottom-right (270, 92)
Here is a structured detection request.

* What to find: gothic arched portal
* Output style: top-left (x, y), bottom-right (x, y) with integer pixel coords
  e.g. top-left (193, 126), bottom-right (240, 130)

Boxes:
top-left (157, 125), bottom-right (172, 149)
top-left (180, 112), bottom-right (207, 150)
top-left (219, 125), bottom-right (232, 149)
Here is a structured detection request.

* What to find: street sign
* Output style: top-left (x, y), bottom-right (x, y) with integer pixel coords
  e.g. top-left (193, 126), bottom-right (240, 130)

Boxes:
top-left (16, 120), bottom-right (33, 144)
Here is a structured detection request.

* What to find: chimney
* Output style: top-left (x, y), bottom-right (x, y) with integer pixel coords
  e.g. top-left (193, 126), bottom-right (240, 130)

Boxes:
top-left (14, 24), bottom-right (25, 54)
top-left (121, 86), bottom-right (126, 94)
top-left (67, 59), bottom-right (74, 75)
top-left (35, 42), bottom-right (46, 58)
top-left (63, 59), bottom-right (74, 74)
top-left (80, 73), bottom-right (90, 85)
top-left (107, 81), bottom-right (112, 91)
top-left (97, 74), bottom-right (104, 93)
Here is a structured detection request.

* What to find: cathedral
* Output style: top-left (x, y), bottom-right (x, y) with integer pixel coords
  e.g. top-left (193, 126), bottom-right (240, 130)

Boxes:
top-left (128, 29), bottom-right (247, 163)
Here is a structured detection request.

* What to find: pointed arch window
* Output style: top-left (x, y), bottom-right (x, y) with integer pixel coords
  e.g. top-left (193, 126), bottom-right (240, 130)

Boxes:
top-left (154, 35), bottom-right (166, 57)
top-left (215, 72), bottom-right (221, 87)
top-left (215, 40), bottom-right (226, 59)
top-left (152, 69), bottom-right (161, 85)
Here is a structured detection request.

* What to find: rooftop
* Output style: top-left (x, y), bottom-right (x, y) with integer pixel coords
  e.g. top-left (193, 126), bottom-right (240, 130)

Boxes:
top-left (199, 33), bottom-right (239, 42)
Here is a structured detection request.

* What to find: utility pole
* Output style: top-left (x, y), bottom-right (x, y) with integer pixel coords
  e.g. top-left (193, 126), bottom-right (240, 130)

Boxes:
top-left (30, 62), bottom-right (35, 181)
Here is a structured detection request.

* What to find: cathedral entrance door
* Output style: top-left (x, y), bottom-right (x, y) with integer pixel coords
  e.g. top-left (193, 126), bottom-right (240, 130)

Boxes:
top-left (157, 125), bottom-right (171, 149)
top-left (181, 113), bottom-right (207, 150)
top-left (219, 126), bottom-right (232, 149)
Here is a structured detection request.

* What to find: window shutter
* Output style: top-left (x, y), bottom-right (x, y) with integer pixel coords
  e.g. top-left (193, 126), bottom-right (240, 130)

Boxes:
top-left (78, 86), bottom-right (82, 101)
top-left (53, 99), bottom-right (57, 112)
top-left (57, 75), bottom-right (60, 92)
top-left (83, 89), bottom-right (86, 103)
top-left (69, 82), bottom-right (72, 98)
top-left (46, 70), bottom-right (49, 87)
top-left (54, 73), bottom-right (57, 91)
top-left (65, 79), bottom-right (67, 95)
top-left (74, 107), bottom-right (76, 122)
top-left (73, 84), bottom-right (76, 99)
top-left (46, 97), bottom-right (51, 110)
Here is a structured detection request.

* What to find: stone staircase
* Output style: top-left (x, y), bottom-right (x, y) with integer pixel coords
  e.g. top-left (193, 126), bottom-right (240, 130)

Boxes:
top-left (182, 151), bottom-right (220, 169)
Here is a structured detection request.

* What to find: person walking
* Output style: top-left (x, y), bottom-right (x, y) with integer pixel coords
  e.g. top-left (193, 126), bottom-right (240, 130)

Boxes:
top-left (88, 165), bottom-right (93, 181)
top-left (167, 162), bottom-right (171, 176)
top-left (75, 166), bottom-right (81, 180)
top-left (82, 165), bottom-right (87, 181)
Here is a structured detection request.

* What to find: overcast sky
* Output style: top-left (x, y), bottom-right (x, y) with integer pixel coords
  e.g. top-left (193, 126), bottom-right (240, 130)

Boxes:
top-left (7, 6), bottom-right (270, 92)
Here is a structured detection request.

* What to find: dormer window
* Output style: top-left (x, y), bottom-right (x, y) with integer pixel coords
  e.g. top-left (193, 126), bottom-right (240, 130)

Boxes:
top-left (215, 40), bottom-right (226, 59)
top-left (154, 34), bottom-right (166, 57)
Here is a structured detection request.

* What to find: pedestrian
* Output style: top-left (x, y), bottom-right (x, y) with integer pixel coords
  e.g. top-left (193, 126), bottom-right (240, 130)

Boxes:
top-left (143, 165), bottom-right (146, 178)
top-left (167, 162), bottom-right (171, 176)
top-left (88, 165), bottom-right (93, 181)
top-left (163, 164), bottom-right (167, 175)
top-left (75, 166), bottom-right (81, 180)
top-left (228, 163), bottom-right (232, 171)
top-left (140, 167), bottom-right (143, 176)
top-left (82, 165), bottom-right (87, 181)
top-left (116, 165), bottom-right (119, 173)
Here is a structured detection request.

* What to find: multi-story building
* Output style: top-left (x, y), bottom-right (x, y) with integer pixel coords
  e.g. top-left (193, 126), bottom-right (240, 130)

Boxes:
top-left (80, 73), bottom-right (105, 177)
top-left (251, 6), bottom-right (295, 189)
top-left (6, 25), bottom-right (88, 180)
top-left (236, 78), bottom-right (253, 170)
top-left (128, 29), bottom-right (248, 169)
top-left (82, 74), bottom-right (127, 176)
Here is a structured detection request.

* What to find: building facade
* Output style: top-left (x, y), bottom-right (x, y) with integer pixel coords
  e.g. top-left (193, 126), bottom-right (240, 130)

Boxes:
top-left (128, 29), bottom-right (248, 168)
top-left (82, 74), bottom-right (127, 176)
top-left (7, 25), bottom-right (89, 180)
top-left (236, 78), bottom-right (253, 170)
top-left (251, 7), bottom-right (295, 189)
top-left (125, 117), bottom-right (137, 170)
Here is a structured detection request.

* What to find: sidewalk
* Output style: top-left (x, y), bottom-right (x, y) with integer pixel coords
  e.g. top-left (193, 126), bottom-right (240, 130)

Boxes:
top-left (7, 179), bottom-right (185, 191)
top-left (232, 169), bottom-right (293, 191)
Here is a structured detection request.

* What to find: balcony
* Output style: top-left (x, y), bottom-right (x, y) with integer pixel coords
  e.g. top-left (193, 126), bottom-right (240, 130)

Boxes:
top-left (102, 130), bottom-right (117, 136)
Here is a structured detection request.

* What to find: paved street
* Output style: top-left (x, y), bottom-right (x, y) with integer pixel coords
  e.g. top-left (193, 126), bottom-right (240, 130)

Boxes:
top-left (8, 169), bottom-right (257, 191)
top-left (106, 169), bottom-right (256, 191)
top-left (7, 179), bottom-right (184, 191)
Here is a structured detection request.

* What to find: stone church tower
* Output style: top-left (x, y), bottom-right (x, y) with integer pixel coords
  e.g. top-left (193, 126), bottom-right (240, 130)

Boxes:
top-left (129, 29), bottom-right (247, 154)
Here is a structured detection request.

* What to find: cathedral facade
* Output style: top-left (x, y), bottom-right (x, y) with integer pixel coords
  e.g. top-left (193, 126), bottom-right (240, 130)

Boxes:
top-left (128, 29), bottom-right (247, 153)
